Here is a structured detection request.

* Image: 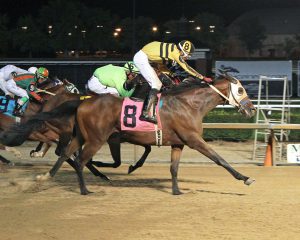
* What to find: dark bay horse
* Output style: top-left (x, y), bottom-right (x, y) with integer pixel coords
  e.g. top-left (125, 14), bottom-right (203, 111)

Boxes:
top-left (0, 79), bottom-right (79, 163)
top-left (3, 73), bottom-right (256, 195)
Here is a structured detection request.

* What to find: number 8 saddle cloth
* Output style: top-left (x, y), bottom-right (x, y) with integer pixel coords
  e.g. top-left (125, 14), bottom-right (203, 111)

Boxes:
top-left (121, 94), bottom-right (162, 131)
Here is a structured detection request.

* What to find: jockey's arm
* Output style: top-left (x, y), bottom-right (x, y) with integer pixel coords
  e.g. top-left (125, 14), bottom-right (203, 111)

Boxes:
top-left (172, 54), bottom-right (204, 80)
top-left (27, 83), bottom-right (43, 103)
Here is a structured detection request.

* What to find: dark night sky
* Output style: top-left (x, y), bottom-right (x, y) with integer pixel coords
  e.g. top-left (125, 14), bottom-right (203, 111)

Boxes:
top-left (1, 0), bottom-right (300, 25)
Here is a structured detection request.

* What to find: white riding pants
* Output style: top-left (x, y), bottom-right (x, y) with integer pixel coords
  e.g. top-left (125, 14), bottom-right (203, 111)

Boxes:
top-left (87, 76), bottom-right (119, 95)
top-left (0, 72), bottom-right (10, 95)
top-left (6, 79), bottom-right (28, 98)
top-left (133, 50), bottom-right (162, 90)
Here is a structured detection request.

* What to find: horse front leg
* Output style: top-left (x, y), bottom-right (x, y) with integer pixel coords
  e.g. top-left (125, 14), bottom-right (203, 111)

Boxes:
top-left (186, 135), bottom-right (255, 185)
top-left (128, 145), bottom-right (151, 174)
top-left (30, 142), bottom-right (52, 158)
top-left (74, 140), bottom-right (105, 195)
top-left (170, 145), bottom-right (184, 195)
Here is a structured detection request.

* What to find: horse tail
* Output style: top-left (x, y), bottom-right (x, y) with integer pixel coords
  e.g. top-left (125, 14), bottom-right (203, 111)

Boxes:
top-left (0, 100), bottom-right (82, 147)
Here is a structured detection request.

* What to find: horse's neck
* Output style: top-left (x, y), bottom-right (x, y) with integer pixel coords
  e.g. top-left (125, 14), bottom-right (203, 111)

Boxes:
top-left (193, 86), bottom-right (226, 115)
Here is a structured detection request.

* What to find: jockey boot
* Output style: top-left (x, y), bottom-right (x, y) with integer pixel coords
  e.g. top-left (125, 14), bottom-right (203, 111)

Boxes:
top-left (139, 89), bottom-right (159, 124)
top-left (13, 103), bottom-right (23, 117)
top-left (13, 97), bottom-right (27, 117)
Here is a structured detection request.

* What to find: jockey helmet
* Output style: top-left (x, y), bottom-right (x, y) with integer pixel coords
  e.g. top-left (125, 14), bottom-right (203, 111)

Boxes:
top-left (178, 40), bottom-right (195, 58)
top-left (36, 67), bottom-right (49, 79)
top-left (28, 66), bottom-right (38, 74)
top-left (124, 62), bottom-right (139, 74)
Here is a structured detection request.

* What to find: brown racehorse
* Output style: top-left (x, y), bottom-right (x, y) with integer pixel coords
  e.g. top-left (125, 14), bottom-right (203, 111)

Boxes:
top-left (3, 72), bottom-right (256, 195)
top-left (0, 78), bottom-right (152, 180)
top-left (0, 79), bottom-right (79, 164)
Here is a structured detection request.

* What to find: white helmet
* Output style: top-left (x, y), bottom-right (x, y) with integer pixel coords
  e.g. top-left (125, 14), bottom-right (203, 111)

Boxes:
top-left (28, 66), bottom-right (38, 74)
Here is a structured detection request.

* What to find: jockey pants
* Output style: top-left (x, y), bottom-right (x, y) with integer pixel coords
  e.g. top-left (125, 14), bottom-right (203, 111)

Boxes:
top-left (6, 79), bottom-right (29, 99)
top-left (87, 76), bottom-right (119, 95)
top-left (133, 50), bottom-right (162, 90)
top-left (0, 72), bottom-right (10, 95)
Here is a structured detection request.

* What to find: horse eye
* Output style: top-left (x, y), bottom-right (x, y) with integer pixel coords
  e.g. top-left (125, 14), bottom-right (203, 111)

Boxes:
top-left (238, 87), bottom-right (244, 95)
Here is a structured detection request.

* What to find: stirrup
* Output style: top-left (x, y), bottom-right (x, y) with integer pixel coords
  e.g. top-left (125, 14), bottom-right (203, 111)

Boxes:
top-left (139, 113), bottom-right (157, 124)
top-left (13, 110), bottom-right (23, 117)
top-left (13, 107), bottom-right (23, 117)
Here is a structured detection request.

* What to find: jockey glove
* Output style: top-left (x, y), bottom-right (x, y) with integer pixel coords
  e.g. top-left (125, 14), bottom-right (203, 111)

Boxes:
top-left (203, 77), bottom-right (213, 83)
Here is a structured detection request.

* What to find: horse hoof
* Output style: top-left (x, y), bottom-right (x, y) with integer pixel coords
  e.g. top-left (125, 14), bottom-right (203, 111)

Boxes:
top-left (128, 165), bottom-right (135, 174)
top-left (172, 190), bottom-right (183, 195)
top-left (100, 175), bottom-right (111, 181)
top-left (244, 178), bottom-right (255, 186)
top-left (30, 150), bottom-right (35, 158)
top-left (8, 162), bottom-right (15, 167)
top-left (81, 190), bottom-right (93, 195)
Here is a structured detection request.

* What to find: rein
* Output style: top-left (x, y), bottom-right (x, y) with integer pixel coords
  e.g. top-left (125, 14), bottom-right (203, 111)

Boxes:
top-left (36, 88), bottom-right (56, 96)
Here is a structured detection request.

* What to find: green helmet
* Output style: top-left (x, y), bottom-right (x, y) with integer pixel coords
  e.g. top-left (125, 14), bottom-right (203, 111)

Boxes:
top-left (124, 62), bottom-right (139, 74)
top-left (36, 67), bottom-right (49, 79)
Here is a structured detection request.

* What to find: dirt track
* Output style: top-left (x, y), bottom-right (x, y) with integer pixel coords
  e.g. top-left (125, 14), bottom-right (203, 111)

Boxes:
top-left (1, 141), bottom-right (300, 240)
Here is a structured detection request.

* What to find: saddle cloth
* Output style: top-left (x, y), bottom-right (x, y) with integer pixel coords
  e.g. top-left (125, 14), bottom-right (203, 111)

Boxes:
top-left (121, 94), bottom-right (162, 131)
top-left (0, 96), bottom-right (27, 117)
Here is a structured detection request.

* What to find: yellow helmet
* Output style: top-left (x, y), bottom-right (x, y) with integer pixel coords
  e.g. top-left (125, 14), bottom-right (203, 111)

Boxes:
top-left (178, 40), bottom-right (195, 57)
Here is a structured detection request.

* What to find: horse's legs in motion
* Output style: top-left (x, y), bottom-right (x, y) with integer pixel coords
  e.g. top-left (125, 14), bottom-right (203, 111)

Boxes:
top-left (90, 142), bottom-right (121, 168)
top-left (53, 135), bottom-right (111, 181)
top-left (0, 154), bottom-right (12, 165)
top-left (170, 144), bottom-right (184, 195)
top-left (90, 133), bottom-right (121, 168)
top-left (30, 142), bottom-right (44, 157)
top-left (36, 137), bottom-right (81, 181)
top-left (73, 140), bottom-right (105, 195)
top-left (30, 142), bottom-right (52, 158)
top-left (0, 144), bottom-right (21, 159)
top-left (185, 134), bottom-right (255, 185)
top-left (128, 145), bottom-right (151, 174)
top-left (0, 144), bottom-right (21, 165)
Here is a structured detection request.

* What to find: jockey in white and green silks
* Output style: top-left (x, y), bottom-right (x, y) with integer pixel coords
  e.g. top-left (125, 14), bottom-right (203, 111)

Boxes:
top-left (6, 67), bottom-right (49, 116)
top-left (86, 62), bottom-right (140, 97)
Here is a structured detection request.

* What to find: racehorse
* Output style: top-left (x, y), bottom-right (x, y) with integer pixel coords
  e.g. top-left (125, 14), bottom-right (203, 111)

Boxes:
top-left (0, 78), bottom-right (79, 164)
top-left (2, 72), bottom-right (256, 195)
top-left (0, 76), bottom-right (152, 180)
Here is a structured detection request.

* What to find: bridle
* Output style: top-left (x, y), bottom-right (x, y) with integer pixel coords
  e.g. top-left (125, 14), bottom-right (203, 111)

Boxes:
top-left (208, 72), bottom-right (249, 113)
top-left (37, 79), bottom-right (79, 95)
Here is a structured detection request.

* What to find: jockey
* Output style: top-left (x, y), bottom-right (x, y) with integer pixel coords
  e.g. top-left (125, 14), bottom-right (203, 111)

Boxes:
top-left (6, 67), bottom-right (49, 116)
top-left (133, 40), bottom-right (212, 124)
top-left (0, 65), bottom-right (28, 97)
top-left (28, 66), bottom-right (38, 74)
top-left (86, 62), bottom-right (139, 97)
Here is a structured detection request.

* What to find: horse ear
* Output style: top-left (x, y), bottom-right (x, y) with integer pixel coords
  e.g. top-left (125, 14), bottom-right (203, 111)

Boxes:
top-left (224, 72), bottom-right (238, 84)
top-left (63, 78), bottom-right (70, 84)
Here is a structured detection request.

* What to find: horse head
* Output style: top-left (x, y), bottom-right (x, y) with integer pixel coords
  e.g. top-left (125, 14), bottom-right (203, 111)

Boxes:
top-left (216, 69), bottom-right (256, 118)
top-left (62, 78), bottom-right (80, 94)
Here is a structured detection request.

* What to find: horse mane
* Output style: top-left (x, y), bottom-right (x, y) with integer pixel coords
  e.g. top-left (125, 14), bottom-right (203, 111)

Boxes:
top-left (162, 76), bottom-right (229, 96)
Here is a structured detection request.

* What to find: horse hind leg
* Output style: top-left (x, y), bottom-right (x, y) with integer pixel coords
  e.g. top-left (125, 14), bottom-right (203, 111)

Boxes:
top-left (186, 134), bottom-right (255, 185)
top-left (90, 140), bottom-right (121, 168)
top-left (128, 145), bottom-right (151, 174)
top-left (36, 137), bottom-right (81, 181)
